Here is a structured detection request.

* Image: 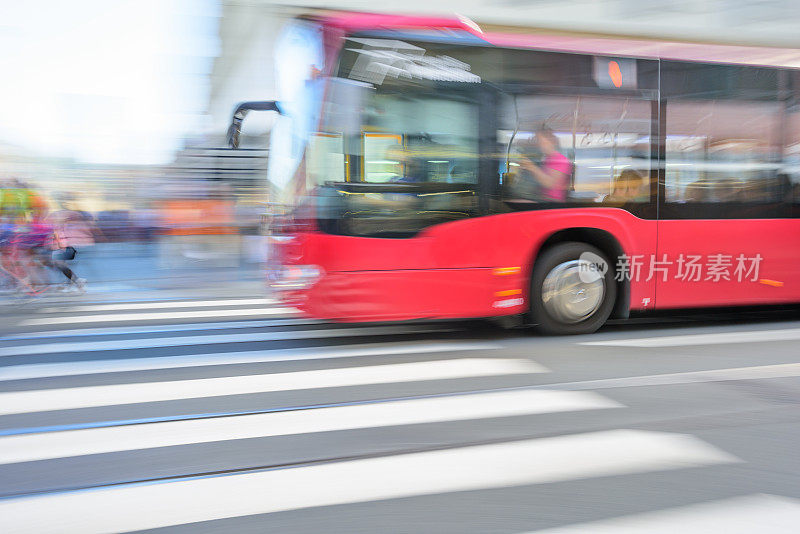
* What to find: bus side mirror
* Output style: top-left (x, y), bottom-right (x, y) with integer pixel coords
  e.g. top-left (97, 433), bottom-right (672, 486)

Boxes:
top-left (226, 101), bottom-right (283, 149)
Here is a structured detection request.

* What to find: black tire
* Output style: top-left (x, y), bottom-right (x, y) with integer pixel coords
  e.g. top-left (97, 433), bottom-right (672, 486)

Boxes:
top-left (530, 242), bottom-right (616, 335)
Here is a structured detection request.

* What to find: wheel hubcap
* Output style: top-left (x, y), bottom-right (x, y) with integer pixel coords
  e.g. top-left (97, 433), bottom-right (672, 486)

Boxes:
top-left (541, 259), bottom-right (605, 324)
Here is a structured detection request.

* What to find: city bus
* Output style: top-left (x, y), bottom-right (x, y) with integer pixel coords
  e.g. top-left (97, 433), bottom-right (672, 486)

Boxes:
top-left (228, 11), bottom-right (800, 334)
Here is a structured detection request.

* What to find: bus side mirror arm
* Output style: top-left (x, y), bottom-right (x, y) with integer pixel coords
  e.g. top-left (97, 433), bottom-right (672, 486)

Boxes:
top-left (226, 101), bottom-right (283, 149)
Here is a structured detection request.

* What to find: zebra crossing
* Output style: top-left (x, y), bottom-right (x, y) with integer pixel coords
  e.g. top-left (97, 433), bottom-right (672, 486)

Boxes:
top-left (0, 296), bottom-right (794, 532)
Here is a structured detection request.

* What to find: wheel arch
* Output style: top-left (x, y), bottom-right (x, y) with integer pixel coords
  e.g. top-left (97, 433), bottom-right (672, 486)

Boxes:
top-left (530, 227), bottom-right (629, 320)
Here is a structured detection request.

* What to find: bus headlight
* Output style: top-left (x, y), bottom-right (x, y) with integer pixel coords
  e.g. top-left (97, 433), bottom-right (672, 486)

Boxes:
top-left (270, 265), bottom-right (323, 290)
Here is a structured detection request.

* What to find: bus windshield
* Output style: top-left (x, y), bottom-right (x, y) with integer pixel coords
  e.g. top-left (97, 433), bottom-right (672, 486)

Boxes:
top-left (302, 38), bottom-right (486, 237)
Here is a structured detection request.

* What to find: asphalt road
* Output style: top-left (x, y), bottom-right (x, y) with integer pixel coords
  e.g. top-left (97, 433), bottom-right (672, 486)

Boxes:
top-left (1, 294), bottom-right (800, 533)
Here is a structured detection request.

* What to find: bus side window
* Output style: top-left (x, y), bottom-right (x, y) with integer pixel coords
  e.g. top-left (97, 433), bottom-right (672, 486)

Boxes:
top-left (663, 60), bottom-right (784, 217)
top-left (501, 95), bottom-right (651, 204)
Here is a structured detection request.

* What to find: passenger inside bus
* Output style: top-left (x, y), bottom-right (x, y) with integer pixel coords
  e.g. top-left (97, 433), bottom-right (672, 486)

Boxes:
top-left (604, 169), bottom-right (649, 204)
top-left (382, 140), bottom-right (448, 184)
top-left (509, 128), bottom-right (571, 202)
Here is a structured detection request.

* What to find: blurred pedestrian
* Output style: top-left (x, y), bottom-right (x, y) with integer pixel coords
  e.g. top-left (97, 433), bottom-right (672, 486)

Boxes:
top-left (46, 194), bottom-right (94, 292)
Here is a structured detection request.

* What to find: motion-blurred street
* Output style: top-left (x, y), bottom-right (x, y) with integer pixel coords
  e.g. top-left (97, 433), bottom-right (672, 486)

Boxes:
top-left (4, 2), bottom-right (800, 531)
top-left (1, 291), bottom-right (800, 532)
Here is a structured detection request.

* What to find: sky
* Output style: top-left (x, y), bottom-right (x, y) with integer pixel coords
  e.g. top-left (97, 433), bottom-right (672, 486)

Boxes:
top-left (0, 0), bottom-right (220, 165)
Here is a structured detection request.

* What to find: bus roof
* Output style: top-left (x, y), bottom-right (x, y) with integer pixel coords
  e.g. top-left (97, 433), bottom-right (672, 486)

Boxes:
top-left (319, 11), bottom-right (800, 69)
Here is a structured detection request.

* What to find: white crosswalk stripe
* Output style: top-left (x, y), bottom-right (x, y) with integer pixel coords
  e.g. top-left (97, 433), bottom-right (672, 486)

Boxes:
top-left (21, 306), bottom-right (299, 325)
top-left (0, 430), bottom-right (739, 533)
top-left (8, 296), bottom-right (299, 329)
top-left (0, 389), bottom-right (620, 464)
top-left (39, 298), bottom-right (277, 313)
top-left (532, 494), bottom-right (800, 533)
top-left (0, 341), bottom-right (502, 381)
top-left (0, 358), bottom-right (542, 415)
top-left (581, 327), bottom-right (800, 347)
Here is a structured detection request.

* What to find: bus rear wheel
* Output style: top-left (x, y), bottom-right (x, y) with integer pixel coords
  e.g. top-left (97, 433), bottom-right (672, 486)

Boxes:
top-left (530, 242), bottom-right (616, 335)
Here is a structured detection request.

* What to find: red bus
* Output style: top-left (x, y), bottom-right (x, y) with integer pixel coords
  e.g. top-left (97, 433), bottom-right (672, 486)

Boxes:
top-left (228, 12), bottom-right (800, 334)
